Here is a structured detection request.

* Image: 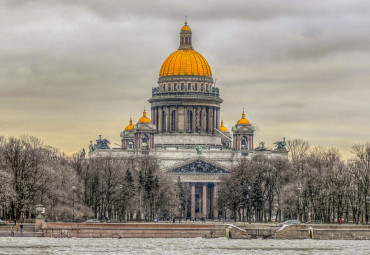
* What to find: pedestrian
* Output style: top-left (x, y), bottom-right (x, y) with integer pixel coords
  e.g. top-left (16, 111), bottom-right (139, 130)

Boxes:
top-left (10, 226), bottom-right (14, 237)
top-left (356, 218), bottom-right (359, 225)
top-left (338, 218), bottom-right (342, 225)
top-left (20, 222), bottom-right (23, 236)
top-left (172, 218), bottom-right (175, 224)
top-left (16, 222), bottom-right (19, 232)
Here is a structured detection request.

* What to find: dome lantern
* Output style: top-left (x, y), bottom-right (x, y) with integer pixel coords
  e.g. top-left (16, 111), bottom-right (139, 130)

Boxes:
top-left (179, 20), bottom-right (192, 50)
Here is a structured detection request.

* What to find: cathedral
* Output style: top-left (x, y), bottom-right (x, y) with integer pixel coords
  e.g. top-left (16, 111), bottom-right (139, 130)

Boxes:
top-left (89, 21), bottom-right (287, 219)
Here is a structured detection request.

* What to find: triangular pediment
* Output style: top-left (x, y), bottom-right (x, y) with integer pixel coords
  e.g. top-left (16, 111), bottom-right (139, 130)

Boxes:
top-left (171, 157), bottom-right (228, 175)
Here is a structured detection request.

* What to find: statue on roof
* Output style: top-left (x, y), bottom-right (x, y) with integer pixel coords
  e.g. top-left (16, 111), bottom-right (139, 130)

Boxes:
top-left (274, 137), bottom-right (287, 152)
top-left (80, 148), bottom-right (86, 158)
top-left (89, 135), bottom-right (111, 155)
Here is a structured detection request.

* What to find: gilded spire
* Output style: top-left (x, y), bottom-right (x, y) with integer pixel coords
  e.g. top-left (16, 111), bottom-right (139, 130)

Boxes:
top-left (125, 117), bottom-right (134, 130)
top-left (219, 117), bottom-right (228, 132)
top-left (138, 107), bottom-right (151, 123)
top-left (237, 109), bottom-right (250, 125)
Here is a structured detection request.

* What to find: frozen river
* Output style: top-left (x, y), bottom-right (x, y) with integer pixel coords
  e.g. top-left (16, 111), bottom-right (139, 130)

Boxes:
top-left (0, 237), bottom-right (369, 255)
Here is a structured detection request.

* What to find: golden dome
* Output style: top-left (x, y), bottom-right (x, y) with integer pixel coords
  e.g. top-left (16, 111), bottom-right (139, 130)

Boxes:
top-left (159, 49), bottom-right (212, 77)
top-left (138, 109), bottom-right (151, 123)
top-left (181, 21), bottom-right (191, 31)
top-left (219, 119), bottom-right (228, 132)
top-left (125, 118), bottom-right (134, 130)
top-left (237, 110), bottom-right (250, 125)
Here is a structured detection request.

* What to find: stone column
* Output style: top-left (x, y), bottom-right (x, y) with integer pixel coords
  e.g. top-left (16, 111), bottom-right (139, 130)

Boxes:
top-left (158, 107), bottom-right (163, 133)
top-left (167, 106), bottom-right (170, 132)
top-left (202, 183), bottom-right (207, 218)
top-left (191, 183), bottom-right (195, 218)
top-left (192, 108), bottom-right (196, 133)
top-left (213, 184), bottom-right (218, 219)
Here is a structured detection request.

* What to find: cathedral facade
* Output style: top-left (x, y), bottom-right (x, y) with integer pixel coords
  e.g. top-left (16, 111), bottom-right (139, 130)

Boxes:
top-left (90, 22), bottom-right (286, 219)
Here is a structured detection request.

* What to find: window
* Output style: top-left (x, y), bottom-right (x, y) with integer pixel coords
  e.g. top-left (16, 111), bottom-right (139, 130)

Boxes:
top-left (185, 37), bottom-right (188, 44)
top-left (181, 37), bottom-right (184, 44)
top-left (193, 83), bottom-right (198, 91)
top-left (241, 136), bottom-right (249, 150)
top-left (128, 141), bottom-right (134, 149)
top-left (187, 110), bottom-right (193, 132)
top-left (201, 84), bottom-right (204, 91)
top-left (162, 111), bottom-right (167, 132)
top-left (188, 83), bottom-right (191, 90)
top-left (181, 83), bottom-right (185, 90)
top-left (168, 84), bottom-right (171, 91)
top-left (171, 110), bottom-right (176, 131)
top-left (174, 83), bottom-right (178, 91)
top-left (142, 134), bottom-right (149, 148)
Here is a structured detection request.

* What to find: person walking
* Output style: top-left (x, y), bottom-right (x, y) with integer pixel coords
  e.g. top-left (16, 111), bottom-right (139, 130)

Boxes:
top-left (20, 222), bottom-right (23, 237)
top-left (16, 222), bottom-right (19, 232)
top-left (10, 226), bottom-right (14, 237)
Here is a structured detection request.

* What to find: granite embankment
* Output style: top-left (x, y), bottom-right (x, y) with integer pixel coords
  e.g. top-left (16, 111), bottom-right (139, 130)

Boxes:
top-left (0, 223), bottom-right (42, 237)
top-left (275, 224), bottom-right (370, 240)
top-left (41, 222), bottom-right (250, 239)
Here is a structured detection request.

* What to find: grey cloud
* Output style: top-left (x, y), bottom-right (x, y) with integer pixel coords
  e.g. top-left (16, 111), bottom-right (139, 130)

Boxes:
top-left (0, 0), bottom-right (369, 158)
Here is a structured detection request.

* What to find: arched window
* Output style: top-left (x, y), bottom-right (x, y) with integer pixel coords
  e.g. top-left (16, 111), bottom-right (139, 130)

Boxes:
top-left (181, 83), bottom-right (185, 90)
top-left (187, 110), bottom-right (193, 132)
top-left (141, 134), bottom-right (149, 148)
top-left (188, 83), bottom-right (191, 90)
top-left (128, 141), bottom-right (134, 149)
top-left (162, 111), bottom-right (167, 132)
top-left (167, 84), bottom-right (171, 91)
top-left (241, 136), bottom-right (249, 150)
top-left (171, 110), bottom-right (176, 132)
top-left (201, 84), bottom-right (204, 91)
top-left (185, 37), bottom-right (188, 44)
top-left (193, 83), bottom-right (198, 91)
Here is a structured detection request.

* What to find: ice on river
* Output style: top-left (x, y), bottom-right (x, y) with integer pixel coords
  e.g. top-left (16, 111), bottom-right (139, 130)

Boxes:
top-left (0, 237), bottom-right (369, 255)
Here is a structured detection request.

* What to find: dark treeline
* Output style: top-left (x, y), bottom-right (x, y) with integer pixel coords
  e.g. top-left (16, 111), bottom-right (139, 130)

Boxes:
top-left (219, 139), bottom-right (370, 223)
top-left (0, 135), bottom-right (369, 223)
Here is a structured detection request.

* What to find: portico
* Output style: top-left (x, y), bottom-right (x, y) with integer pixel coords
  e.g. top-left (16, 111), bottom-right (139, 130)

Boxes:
top-left (171, 157), bottom-right (227, 219)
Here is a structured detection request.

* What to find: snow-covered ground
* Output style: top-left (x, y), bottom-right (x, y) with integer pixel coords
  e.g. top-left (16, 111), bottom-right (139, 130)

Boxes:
top-left (0, 237), bottom-right (369, 255)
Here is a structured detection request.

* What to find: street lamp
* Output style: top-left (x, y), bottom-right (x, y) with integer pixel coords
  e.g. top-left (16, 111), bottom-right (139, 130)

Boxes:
top-left (298, 183), bottom-right (302, 221)
top-left (72, 186), bottom-right (76, 222)
top-left (366, 196), bottom-right (370, 224)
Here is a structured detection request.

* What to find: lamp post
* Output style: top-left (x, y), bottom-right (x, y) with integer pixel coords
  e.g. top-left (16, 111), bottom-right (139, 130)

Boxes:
top-left (298, 183), bottom-right (302, 221)
top-left (247, 185), bottom-right (251, 224)
top-left (72, 186), bottom-right (76, 222)
top-left (366, 196), bottom-right (370, 224)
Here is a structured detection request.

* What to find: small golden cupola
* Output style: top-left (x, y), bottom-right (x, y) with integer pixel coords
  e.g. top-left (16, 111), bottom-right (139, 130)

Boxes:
top-left (219, 119), bottom-right (228, 132)
top-left (125, 118), bottom-right (134, 130)
top-left (181, 21), bottom-right (191, 32)
top-left (138, 108), bottom-right (151, 123)
top-left (237, 109), bottom-right (250, 125)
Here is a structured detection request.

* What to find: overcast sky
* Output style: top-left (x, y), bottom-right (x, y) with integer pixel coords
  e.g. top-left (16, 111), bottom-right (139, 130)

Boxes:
top-left (1, 0), bottom-right (369, 159)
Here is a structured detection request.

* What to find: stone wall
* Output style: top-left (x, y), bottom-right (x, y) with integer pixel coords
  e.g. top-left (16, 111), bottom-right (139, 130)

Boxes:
top-left (41, 223), bottom-right (250, 239)
top-left (275, 224), bottom-right (370, 240)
